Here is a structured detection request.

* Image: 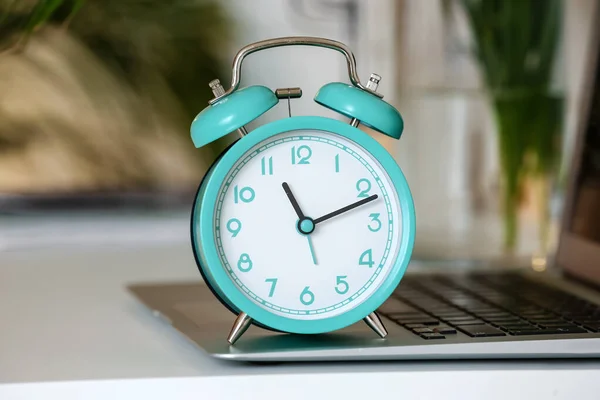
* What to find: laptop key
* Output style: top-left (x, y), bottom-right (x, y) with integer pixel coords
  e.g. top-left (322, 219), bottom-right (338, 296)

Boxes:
top-left (501, 323), bottom-right (537, 330)
top-left (538, 322), bottom-right (578, 328)
top-left (509, 329), bottom-right (546, 335)
top-left (475, 311), bottom-right (512, 318)
top-left (510, 327), bottom-right (587, 335)
top-left (405, 323), bottom-right (428, 329)
top-left (452, 319), bottom-right (485, 326)
top-left (457, 324), bottom-right (506, 337)
top-left (386, 311), bottom-right (427, 319)
top-left (579, 319), bottom-right (600, 325)
top-left (527, 317), bottom-right (563, 324)
top-left (434, 326), bottom-right (457, 334)
top-left (396, 318), bottom-right (440, 325)
top-left (378, 301), bottom-right (416, 313)
top-left (434, 311), bottom-right (471, 318)
top-left (443, 316), bottom-right (478, 323)
top-left (583, 325), bottom-right (600, 332)
top-left (555, 326), bottom-right (589, 334)
top-left (413, 328), bottom-right (434, 334)
top-left (565, 315), bottom-right (592, 322)
top-left (484, 316), bottom-right (522, 323)
top-left (420, 333), bottom-right (446, 340)
top-left (521, 313), bottom-right (557, 319)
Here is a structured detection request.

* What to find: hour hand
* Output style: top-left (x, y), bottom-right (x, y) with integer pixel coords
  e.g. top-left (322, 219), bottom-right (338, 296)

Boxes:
top-left (313, 194), bottom-right (378, 225)
top-left (282, 182), bottom-right (305, 219)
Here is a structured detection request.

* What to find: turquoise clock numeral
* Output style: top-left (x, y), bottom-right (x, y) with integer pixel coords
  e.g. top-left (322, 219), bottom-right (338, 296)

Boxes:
top-left (335, 154), bottom-right (340, 172)
top-left (356, 178), bottom-right (372, 198)
top-left (233, 185), bottom-right (255, 203)
top-left (265, 278), bottom-right (277, 297)
top-left (226, 218), bottom-right (242, 237)
top-left (291, 145), bottom-right (312, 165)
top-left (368, 213), bottom-right (382, 232)
top-left (261, 156), bottom-right (273, 175)
top-left (359, 249), bottom-right (374, 268)
top-left (335, 275), bottom-right (349, 295)
top-left (237, 253), bottom-right (253, 272)
top-left (300, 286), bottom-right (315, 305)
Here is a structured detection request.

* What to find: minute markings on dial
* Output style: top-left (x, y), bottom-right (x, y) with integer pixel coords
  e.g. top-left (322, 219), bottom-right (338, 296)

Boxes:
top-left (313, 194), bottom-right (379, 225)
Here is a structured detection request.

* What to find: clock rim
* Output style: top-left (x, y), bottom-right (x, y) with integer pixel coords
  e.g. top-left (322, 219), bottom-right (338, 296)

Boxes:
top-left (189, 143), bottom-right (280, 333)
top-left (192, 116), bottom-right (416, 334)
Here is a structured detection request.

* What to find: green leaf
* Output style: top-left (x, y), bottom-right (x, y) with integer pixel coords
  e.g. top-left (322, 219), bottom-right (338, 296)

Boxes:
top-left (23, 0), bottom-right (65, 34)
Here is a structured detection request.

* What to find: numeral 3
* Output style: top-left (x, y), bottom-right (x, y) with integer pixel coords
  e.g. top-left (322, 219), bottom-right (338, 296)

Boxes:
top-left (368, 213), bottom-right (382, 232)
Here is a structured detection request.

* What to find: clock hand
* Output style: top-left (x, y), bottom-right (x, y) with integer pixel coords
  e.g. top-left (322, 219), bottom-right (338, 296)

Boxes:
top-left (306, 235), bottom-right (317, 265)
top-left (282, 182), bottom-right (318, 264)
top-left (282, 182), bottom-right (305, 219)
top-left (313, 194), bottom-right (378, 225)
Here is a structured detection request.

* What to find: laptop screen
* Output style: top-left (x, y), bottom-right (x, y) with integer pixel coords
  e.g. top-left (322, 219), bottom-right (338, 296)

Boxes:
top-left (559, 13), bottom-right (600, 285)
top-left (569, 112), bottom-right (600, 243)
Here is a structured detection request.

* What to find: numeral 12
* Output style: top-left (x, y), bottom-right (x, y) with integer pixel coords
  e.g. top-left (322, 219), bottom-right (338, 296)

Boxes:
top-left (291, 145), bottom-right (312, 165)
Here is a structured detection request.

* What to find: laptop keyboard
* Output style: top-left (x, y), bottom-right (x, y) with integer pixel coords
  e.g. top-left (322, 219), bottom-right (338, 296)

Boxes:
top-left (379, 272), bottom-right (600, 340)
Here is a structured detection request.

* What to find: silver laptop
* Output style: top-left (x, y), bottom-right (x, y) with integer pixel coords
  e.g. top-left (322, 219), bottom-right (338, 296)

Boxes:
top-left (128, 22), bottom-right (600, 362)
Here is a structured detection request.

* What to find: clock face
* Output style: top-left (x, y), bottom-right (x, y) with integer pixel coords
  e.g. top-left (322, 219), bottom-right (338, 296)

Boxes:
top-left (214, 130), bottom-right (402, 320)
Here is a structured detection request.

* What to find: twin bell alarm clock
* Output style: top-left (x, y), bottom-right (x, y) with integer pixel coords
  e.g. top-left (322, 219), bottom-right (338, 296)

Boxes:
top-left (189, 37), bottom-right (415, 345)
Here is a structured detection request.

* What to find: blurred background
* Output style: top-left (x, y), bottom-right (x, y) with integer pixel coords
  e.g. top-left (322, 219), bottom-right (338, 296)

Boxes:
top-left (0, 0), bottom-right (596, 266)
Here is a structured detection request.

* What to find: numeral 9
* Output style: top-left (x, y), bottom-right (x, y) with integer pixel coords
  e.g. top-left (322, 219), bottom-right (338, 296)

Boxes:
top-left (226, 218), bottom-right (242, 237)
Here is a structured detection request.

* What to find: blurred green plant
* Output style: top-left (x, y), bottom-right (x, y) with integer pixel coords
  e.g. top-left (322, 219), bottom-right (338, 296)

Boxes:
top-left (0, 0), bottom-right (231, 192)
top-left (1, 0), bottom-right (230, 132)
top-left (445, 0), bottom-right (563, 253)
top-left (0, 1), bottom-right (84, 48)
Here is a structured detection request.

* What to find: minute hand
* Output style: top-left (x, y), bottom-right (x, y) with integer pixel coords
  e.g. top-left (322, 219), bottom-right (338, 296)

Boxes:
top-left (313, 194), bottom-right (378, 225)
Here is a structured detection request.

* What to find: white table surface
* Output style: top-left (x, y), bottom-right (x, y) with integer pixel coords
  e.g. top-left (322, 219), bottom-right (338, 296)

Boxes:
top-left (1, 213), bottom-right (600, 399)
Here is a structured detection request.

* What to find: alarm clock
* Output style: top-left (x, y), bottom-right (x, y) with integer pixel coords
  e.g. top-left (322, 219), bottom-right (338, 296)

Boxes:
top-left (189, 37), bottom-right (415, 345)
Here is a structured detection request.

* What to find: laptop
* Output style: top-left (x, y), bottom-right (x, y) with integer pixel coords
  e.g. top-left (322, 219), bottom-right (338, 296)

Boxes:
top-left (128, 20), bottom-right (600, 362)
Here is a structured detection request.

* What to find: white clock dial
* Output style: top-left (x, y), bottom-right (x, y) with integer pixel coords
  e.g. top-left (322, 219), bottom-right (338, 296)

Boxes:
top-left (215, 130), bottom-right (402, 320)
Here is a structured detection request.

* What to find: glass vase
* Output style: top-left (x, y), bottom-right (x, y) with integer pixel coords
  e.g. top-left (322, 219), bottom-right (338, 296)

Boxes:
top-left (491, 91), bottom-right (564, 256)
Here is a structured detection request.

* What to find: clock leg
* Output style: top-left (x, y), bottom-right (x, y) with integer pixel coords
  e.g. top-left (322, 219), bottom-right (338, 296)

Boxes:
top-left (363, 311), bottom-right (388, 338)
top-left (227, 312), bottom-right (252, 345)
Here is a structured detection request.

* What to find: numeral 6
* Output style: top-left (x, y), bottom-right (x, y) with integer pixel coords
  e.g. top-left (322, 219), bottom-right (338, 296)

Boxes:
top-left (300, 286), bottom-right (315, 305)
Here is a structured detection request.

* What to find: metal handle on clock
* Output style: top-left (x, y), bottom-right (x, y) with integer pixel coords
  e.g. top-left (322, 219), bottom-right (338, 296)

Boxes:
top-left (209, 36), bottom-right (383, 105)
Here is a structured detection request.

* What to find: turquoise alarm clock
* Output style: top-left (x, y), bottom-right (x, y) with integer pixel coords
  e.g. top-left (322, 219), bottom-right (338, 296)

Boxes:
top-left (190, 37), bottom-right (415, 345)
